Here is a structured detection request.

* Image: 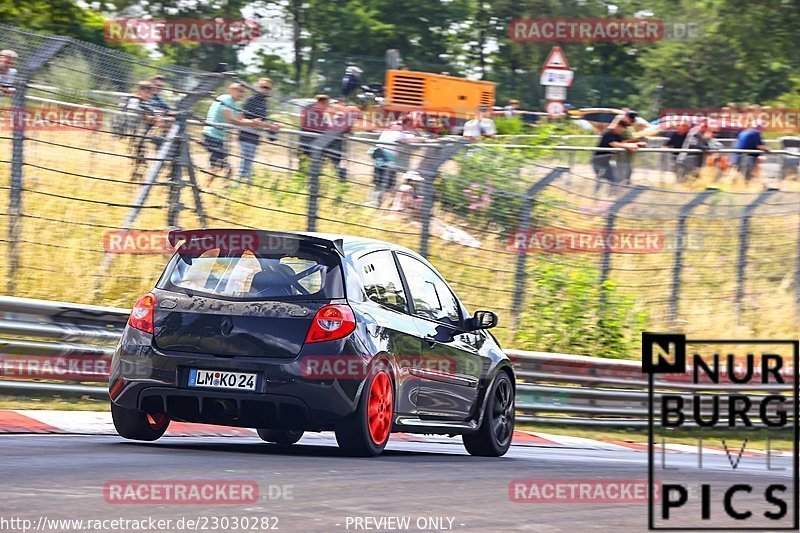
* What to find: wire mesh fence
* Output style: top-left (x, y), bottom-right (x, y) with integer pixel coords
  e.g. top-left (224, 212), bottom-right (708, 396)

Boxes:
top-left (2, 23), bottom-right (800, 352)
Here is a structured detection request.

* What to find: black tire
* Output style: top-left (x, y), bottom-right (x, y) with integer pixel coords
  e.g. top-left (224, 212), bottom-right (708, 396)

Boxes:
top-left (463, 371), bottom-right (514, 457)
top-left (257, 429), bottom-right (304, 446)
top-left (335, 368), bottom-right (394, 457)
top-left (111, 402), bottom-right (169, 441)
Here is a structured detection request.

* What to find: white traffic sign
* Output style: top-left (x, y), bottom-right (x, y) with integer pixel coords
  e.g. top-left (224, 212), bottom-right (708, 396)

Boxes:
top-left (546, 101), bottom-right (565, 118)
top-left (540, 68), bottom-right (574, 87)
top-left (545, 85), bottom-right (567, 100)
top-left (542, 46), bottom-right (570, 70)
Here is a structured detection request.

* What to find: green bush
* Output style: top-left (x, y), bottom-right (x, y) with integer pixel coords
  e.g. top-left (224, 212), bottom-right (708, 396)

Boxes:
top-left (437, 121), bottom-right (561, 232)
top-left (516, 259), bottom-right (648, 359)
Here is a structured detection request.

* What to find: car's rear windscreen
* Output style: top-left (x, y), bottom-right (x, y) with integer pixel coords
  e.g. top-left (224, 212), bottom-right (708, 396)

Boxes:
top-left (159, 242), bottom-right (343, 300)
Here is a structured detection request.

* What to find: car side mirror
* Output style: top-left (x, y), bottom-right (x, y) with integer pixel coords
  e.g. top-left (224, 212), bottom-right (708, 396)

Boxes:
top-left (468, 310), bottom-right (497, 331)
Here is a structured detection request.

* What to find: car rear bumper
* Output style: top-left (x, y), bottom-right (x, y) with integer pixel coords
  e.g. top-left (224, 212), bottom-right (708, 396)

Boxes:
top-left (109, 327), bottom-right (365, 431)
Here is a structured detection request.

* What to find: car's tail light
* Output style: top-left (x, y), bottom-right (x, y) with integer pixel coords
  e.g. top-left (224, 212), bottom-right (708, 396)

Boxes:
top-left (305, 304), bottom-right (356, 343)
top-left (128, 293), bottom-right (156, 334)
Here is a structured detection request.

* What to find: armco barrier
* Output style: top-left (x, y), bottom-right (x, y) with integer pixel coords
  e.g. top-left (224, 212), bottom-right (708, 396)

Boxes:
top-left (0, 296), bottom-right (793, 427)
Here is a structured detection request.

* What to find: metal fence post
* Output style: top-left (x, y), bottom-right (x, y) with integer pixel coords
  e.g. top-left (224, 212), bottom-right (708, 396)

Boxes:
top-left (736, 188), bottom-right (778, 320)
top-left (6, 37), bottom-right (71, 294)
top-left (511, 167), bottom-right (567, 328)
top-left (598, 186), bottom-right (647, 303)
top-left (166, 130), bottom-right (185, 227)
top-left (669, 188), bottom-right (717, 323)
top-left (416, 140), bottom-right (468, 258)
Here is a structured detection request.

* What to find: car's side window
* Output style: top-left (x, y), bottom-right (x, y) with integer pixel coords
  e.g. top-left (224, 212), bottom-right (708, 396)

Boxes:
top-left (396, 253), bottom-right (461, 326)
top-left (356, 250), bottom-right (408, 313)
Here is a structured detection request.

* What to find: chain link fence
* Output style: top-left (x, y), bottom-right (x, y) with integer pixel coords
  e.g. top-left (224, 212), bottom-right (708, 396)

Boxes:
top-left (2, 24), bottom-right (800, 352)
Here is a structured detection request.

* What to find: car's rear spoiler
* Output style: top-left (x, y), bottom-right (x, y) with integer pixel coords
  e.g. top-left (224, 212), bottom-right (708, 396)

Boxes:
top-left (167, 229), bottom-right (345, 256)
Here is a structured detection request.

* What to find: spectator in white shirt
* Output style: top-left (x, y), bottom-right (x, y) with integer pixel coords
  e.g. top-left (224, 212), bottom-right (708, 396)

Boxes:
top-left (462, 105), bottom-right (496, 142)
top-left (368, 113), bottom-right (425, 207)
top-left (0, 50), bottom-right (18, 96)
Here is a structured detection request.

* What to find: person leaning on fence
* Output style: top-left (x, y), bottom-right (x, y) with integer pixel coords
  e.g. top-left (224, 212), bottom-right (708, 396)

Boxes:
top-left (615, 109), bottom-right (645, 184)
top-left (238, 78), bottom-right (280, 183)
top-left (0, 50), bottom-right (18, 96)
top-left (147, 75), bottom-right (171, 113)
top-left (300, 94), bottom-right (349, 181)
top-left (661, 121), bottom-right (690, 172)
top-left (592, 119), bottom-right (642, 191)
top-left (123, 81), bottom-right (163, 182)
top-left (676, 119), bottom-right (712, 181)
top-left (366, 113), bottom-right (424, 207)
top-left (733, 120), bottom-right (770, 181)
top-left (202, 83), bottom-right (270, 186)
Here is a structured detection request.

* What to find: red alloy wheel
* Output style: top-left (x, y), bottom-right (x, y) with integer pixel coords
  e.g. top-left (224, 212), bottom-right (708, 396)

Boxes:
top-left (146, 413), bottom-right (169, 431)
top-left (367, 372), bottom-right (393, 446)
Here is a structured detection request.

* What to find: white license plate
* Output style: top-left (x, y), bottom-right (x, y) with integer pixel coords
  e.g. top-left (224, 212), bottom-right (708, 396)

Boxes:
top-left (188, 369), bottom-right (257, 391)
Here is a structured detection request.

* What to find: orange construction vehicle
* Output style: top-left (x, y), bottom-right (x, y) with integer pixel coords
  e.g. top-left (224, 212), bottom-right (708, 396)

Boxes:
top-left (382, 69), bottom-right (496, 132)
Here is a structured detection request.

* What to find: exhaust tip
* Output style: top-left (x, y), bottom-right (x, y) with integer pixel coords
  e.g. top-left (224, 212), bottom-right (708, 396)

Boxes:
top-left (210, 399), bottom-right (237, 418)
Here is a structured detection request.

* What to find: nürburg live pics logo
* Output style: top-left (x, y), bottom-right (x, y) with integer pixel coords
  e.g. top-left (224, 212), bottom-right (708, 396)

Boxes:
top-left (643, 332), bottom-right (799, 530)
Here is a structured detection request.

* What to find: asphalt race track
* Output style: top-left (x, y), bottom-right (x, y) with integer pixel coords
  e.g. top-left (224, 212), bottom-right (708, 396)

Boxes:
top-left (2, 433), bottom-right (794, 532)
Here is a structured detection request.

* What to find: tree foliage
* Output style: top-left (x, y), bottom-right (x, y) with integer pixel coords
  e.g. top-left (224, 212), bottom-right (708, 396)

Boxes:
top-left (2, 0), bottom-right (799, 109)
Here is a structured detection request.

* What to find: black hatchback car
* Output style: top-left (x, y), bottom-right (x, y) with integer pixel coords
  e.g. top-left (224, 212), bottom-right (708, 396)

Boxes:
top-left (109, 230), bottom-right (515, 456)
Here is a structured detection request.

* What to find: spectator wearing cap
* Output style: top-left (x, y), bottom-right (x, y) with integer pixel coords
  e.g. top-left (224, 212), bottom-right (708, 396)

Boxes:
top-left (462, 106), bottom-right (496, 142)
top-left (0, 50), bottom-right (18, 96)
top-left (733, 120), bottom-right (770, 181)
top-left (238, 77), bottom-right (280, 183)
top-left (203, 83), bottom-right (270, 185)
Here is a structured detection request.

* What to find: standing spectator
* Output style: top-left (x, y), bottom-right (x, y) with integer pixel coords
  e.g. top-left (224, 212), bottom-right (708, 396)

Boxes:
top-left (462, 106), bottom-right (496, 141)
top-left (504, 99), bottom-right (520, 116)
top-left (300, 94), bottom-right (348, 181)
top-left (340, 66), bottom-right (363, 102)
top-left (616, 109), bottom-right (644, 184)
top-left (202, 83), bottom-right (267, 185)
top-left (663, 121), bottom-right (689, 150)
top-left (662, 121), bottom-right (690, 172)
top-left (238, 77), bottom-right (279, 183)
top-left (733, 120), bottom-right (770, 181)
top-left (147, 75), bottom-right (171, 112)
top-left (593, 119), bottom-right (641, 191)
top-left (677, 119), bottom-right (712, 179)
top-left (367, 113), bottom-right (425, 207)
top-left (0, 50), bottom-right (18, 96)
top-left (124, 81), bottom-right (161, 182)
